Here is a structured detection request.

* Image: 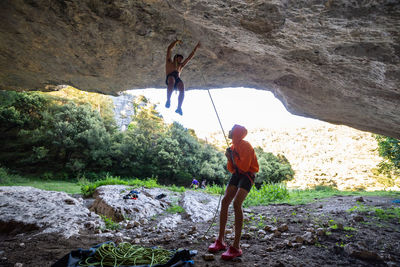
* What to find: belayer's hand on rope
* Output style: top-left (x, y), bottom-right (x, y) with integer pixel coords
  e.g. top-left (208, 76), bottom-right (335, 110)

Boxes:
top-left (225, 147), bottom-right (239, 172)
top-left (225, 147), bottom-right (234, 162)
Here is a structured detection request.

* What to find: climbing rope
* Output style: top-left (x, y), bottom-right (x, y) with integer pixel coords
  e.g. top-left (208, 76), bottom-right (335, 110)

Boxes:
top-left (165, 0), bottom-right (230, 239)
top-left (201, 73), bottom-right (231, 239)
top-left (79, 242), bottom-right (173, 267)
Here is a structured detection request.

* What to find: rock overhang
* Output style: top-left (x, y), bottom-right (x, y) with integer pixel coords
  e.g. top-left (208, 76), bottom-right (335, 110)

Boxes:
top-left (0, 0), bottom-right (399, 138)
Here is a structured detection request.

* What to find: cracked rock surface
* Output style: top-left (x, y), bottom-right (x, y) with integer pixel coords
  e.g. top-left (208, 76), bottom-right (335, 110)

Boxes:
top-left (0, 0), bottom-right (399, 138)
top-left (0, 186), bottom-right (103, 238)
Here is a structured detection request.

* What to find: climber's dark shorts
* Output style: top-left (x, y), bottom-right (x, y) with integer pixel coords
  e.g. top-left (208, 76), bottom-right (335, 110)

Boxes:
top-left (166, 71), bottom-right (183, 89)
top-left (228, 172), bottom-right (255, 193)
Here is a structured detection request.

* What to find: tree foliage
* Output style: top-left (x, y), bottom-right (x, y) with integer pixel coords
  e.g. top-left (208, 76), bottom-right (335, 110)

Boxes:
top-left (254, 146), bottom-right (295, 187)
top-left (28, 102), bottom-right (113, 174)
top-left (0, 90), bottom-right (296, 187)
top-left (374, 135), bottom-right (400, 177)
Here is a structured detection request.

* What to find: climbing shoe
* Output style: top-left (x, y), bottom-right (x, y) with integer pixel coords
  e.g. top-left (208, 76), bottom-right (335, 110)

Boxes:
top-left (165, 100), bottom-right (170, 108)
top-left (175, 107), bottom-right (183, 115)
top-left (208, 240), bottom-right (227, 253)
top-left (221, 246), bottom-right (242, 260)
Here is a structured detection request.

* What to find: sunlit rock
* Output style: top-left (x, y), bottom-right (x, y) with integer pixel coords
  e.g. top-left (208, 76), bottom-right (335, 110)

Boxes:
top-left (90, 186), bottom-right (174, 222)
top-left (0, 1), bottom-right (399, 138)
top-left (0, 186), bottom-right (103, 238)
top-left (182, 190), bottom-right (219, 222)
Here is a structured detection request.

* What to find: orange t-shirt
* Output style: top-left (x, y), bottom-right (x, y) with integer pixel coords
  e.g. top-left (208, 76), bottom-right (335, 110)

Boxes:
top-left (227, 125), bottom-right (259, 174)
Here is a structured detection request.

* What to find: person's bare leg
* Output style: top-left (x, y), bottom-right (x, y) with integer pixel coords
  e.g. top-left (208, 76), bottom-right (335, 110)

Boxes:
top-left (166, 76), bottom-right (175, 108)
top-left (217, 185), bottom-right (238, 243)
top-left (232, 188), bottom-right (249, 249)
top-left (175, 81), bottom-right (184, 115)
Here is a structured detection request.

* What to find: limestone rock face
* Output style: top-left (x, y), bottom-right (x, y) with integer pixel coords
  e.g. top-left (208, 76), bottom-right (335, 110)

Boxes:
top-left (0, 0), bottom-right (399, 138)
top-left (90, 185), bottom-right (171, 222)
top-left (182, 190), bottom-right (219, 222)
top-left (0, 186), bottom-right (103, 238)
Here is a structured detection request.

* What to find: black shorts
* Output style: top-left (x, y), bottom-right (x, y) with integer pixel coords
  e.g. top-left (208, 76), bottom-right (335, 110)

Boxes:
top-left (228, 173), bottom-right (254, 192)
top-left (166, 71), bottom-right (182, 89)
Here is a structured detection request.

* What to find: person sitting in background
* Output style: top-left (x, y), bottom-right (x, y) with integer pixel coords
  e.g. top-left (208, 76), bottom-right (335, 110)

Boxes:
top-left (191, 178), bottom-right (199, 189)
top-left (201, 180), bottom-right (207, 189)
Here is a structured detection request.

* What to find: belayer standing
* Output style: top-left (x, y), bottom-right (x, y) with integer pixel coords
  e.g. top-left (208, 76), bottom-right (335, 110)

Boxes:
top-left (208, 124), bottom-right (259, 260)
top-left (165, 40), bottom-right (200, 115)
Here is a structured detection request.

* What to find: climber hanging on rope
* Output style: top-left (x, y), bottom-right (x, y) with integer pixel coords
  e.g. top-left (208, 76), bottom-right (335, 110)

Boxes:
top-left (165, 39), bottom-right (200, 115)
top-left (208, 124), bottom-right (259, 260)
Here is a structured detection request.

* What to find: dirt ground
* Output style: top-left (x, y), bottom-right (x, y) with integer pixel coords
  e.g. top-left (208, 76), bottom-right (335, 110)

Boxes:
top-left (1, 195), bottom-right (399, 267)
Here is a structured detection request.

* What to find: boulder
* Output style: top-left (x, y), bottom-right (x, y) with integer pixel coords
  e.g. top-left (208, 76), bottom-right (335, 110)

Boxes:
top-left (90, 185), bottom-right (170, 222)
top-left (157, 215), bottom-right (182, 230)
top-left (0, 186), bottom-right (103, 238)
top-left (181, 190), bottom-right (219, 222)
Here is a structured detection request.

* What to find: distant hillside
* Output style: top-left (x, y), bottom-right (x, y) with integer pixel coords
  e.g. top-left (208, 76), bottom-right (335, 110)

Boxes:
top-left (207, 122), bottom-right (398, 191)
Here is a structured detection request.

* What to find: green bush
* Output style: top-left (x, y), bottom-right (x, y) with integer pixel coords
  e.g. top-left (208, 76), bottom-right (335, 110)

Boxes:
top-left (374, 135), bottom-right (400, 181)
top-left (167, 185), bottom-right (186, 193)
top-left (204, 183), bottom-right (225, 195)
top-left (100, 215), bottom-right (121, 230)
top-left (254, 147), bottom-right (295, 187)
top-left (0, 167), bottom-right (25, 185)
top-left (0, 167), bottom-right (12, 184)
top-left (244, 182), bottom-right (289, 207)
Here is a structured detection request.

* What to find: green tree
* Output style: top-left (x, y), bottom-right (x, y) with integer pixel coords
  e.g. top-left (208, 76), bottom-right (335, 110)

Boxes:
top-left (152, 135), bottom-right (181, 182)
top-left (129, 95), bottom-right (164, 135)
top-left (374, 135), bottom-right (400, 177)
top-left (198, 143), bottom-right (227, 185)
top-left (28, 102), bottom-right (113, 175)
top-left (0, 91), bottom-right (50, 169)
top-left (0, 91), bottom-right (49, 133)
top-left (254, 147), bottom-right (294, 187)
top-left (46, 86), bottom-right (117, 132)
top-left (167, 122), bottom-right (202, 181)
top-left (111, 96), bottom-right (166, 178)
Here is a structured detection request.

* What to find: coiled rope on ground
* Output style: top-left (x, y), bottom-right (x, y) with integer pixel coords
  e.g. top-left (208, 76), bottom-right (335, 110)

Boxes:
top-left (79, 242), bottom-right (173, 267)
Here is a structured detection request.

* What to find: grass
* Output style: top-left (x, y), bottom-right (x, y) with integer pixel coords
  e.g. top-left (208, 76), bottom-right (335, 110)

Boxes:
top-left (347, 204), bottom-right (400, 222)
top-left (204, 183), bottom-right (225, 195)
top-left (79, 174), bottom-right (160, 197)
top-left (167, 185), bottom-right (186, 193)
top-left (244, 183), bottom-right (289, 207)
top-left (0, 168), bottom-right (81, 194)
top-left (166, 204), bottom-right (185, 214)
top-left (286, 186), bottom-right (400, 205)
top-left (100, 215), bottom-right (121, 231)
top-left (10, 179), bottom-right (81, 194)
top-left (1, 168), bottom-right (399, 206)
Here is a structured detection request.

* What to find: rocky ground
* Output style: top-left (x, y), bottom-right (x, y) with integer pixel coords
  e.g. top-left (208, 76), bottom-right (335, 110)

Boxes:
top-left (0, 186), bottom-right (399, 267)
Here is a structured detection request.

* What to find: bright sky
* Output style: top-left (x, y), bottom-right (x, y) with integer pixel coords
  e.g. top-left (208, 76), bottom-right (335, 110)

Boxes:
top-left (126, 87), bottom-right (322, 139)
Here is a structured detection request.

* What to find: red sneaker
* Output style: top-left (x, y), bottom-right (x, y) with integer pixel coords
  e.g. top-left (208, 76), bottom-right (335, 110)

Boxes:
top-left (221, 246), bottom-right (242, 260)
top-left (208, 240), bottom-right (227, 253)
